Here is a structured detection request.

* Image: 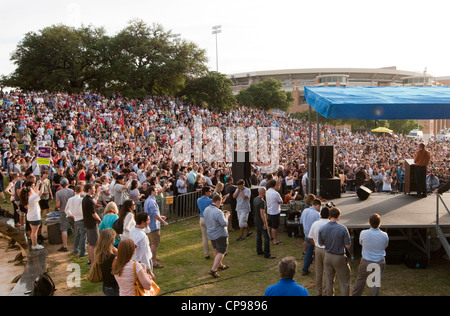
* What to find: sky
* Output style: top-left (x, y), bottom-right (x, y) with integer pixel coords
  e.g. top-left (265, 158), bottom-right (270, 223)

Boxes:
top-left (1, 0), bottom-right (450, 78)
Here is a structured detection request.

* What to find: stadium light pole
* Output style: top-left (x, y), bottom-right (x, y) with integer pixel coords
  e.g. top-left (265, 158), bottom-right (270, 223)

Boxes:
top-left (212, 25), bottom-right (222, 72)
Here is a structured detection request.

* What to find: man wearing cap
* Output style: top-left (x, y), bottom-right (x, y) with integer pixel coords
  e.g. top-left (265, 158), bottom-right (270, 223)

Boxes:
top-left (55, 178), bottom-right (75, 252)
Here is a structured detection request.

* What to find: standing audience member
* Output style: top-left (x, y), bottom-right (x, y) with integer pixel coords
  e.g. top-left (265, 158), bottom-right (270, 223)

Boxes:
top-left (352, 213), bottom-right (389, 296)
top-left (318, 207), bottom-right (351, 296)
top-left (197, 186), bottom-right (212, 259)
top-left (204, 194), bottom-right (230, 278)
top-left (222, 176), bottom-right (236, 231)
top-left (253, 187), bottom-right (275, 259)
top-left (82, 183), bottom-right (102, 264)
top-left (264, 256), bottom-right (309, 296)
top-left (112, 174), bottom-right (131, 210)
top-left (233, 179), bottom-right (252, 241)
top-left (64, 185), bottom-right (86, 258)
top-left (300, 198), bottom-right (321, 276)
top-left (118, 199), bottom-right (137, 241)
top-left (20, 181), bottom-right (45, 250)
top-left (308, 206), bottom-right (330, 296)
top-left (144, 185), bottom-right (169, 268)
top-left (94, 229), bottom-right (119, 296)
top-left (130, 212), bottom-right (156, 278)
top-left (5, 172), bottom-right (19, 226)
top-left (112, 239), bottom-right (153, 296)
top-left (37, 170), bottom-right (52, 215)
top-left (266, 180), bottom-right (283, 246)
top-left (99, 202), bottom-right (120, 246)
top-left (56, 178), bottom-right (75, 252)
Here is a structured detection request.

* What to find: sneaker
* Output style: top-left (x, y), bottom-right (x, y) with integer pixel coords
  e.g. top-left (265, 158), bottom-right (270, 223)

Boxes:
top-left (245, 231), bottom-right (253, 238)
top-left (31, 244), bottom-right (44, 251)
top-left (58, 246), bottom-right (68, 252)
top-left (236, 236), bottom-right (245, 242)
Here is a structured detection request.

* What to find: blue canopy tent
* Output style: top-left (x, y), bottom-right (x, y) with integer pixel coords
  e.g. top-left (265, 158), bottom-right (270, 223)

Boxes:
top-left (304, 86), bottom-right (450, 120)
top-left (303, 86), bottom-right (450, 196)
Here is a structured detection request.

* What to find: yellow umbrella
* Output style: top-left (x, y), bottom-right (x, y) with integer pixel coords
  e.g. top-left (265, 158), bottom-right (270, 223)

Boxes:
top-left (371, 127), bottom-right (393, 133)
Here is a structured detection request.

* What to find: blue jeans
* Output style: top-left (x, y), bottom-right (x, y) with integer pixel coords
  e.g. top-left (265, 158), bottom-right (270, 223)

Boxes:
top-left (302, 238), bottom-right (314, 272)
top-left (103, 285), bottom-right (120, 296)
top-left (73, 220), bottom-right (86, 257)
top-left (256, 226), bottom-right (271, 258)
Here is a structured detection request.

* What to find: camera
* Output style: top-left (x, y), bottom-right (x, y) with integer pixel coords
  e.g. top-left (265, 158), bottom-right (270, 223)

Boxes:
top-left (325, 201), bottom-right (335, 209)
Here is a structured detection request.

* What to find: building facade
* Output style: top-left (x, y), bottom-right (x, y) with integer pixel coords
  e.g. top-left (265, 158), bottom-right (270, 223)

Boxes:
top-left (229, 67), bottom-right (450, 138)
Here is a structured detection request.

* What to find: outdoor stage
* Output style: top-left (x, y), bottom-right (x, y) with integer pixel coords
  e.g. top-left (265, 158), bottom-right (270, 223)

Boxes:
top-left (323, 191), bottom-right (450, 262)
top-left (331, 192), bottom-right (450, 229)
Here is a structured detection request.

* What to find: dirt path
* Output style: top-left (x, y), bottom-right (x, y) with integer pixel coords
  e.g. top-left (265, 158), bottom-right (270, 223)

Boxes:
top-left (0, 238), bottom-right (25, 296)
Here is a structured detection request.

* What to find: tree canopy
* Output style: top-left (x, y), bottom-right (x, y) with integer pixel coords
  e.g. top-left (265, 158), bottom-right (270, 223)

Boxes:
top-left (182, 71), bottom-right (236, 112)
top-left (236, 78), bottom-right (294, 111)
top-left (1, 19), bottom-right (208, 98)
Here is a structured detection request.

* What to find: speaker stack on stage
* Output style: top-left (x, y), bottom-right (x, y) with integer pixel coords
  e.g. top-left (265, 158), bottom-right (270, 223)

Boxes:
top-left (231, 151), bottom-right (256, 228)
top-left (231, 151), bottom-right (252, 188)
top-left (311, 146), bottom-right (341, 199)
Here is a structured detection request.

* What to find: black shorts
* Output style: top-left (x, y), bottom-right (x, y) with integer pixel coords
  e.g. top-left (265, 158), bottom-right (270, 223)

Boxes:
top-left (267, 214), bottom-right (280, 229)
top-left (211, 236), bottom-right (228, 254)
top-left (39, 199), bottom-right (50, 210)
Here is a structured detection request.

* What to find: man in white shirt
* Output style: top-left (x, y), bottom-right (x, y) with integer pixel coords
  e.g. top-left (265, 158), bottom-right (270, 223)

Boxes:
top-left (130, 212), bottom-right (155, 279)
top-left (64, 185), bottom-right (86, 258)
top-left (266, 179), bottom-right (283, 245)
top-left (309, 206), bottom-right (330, 296)
top-left (352, 213), bottom-right (388, 296)
top-left (176, 173), bottom-right (188, 194)
top-left (233, 179), bottom-right (252, 241)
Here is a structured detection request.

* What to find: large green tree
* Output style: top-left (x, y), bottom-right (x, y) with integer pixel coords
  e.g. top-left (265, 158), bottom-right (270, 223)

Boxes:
top-left (2, 24), bottom-right (107, 93)
top-left (236, 78), bottom-right (294, 111)
top-left (1, 19), bottom-right (208, 98)
top-left (183, 71), bottom-right (237, 112)
top-left (107, 19), bottom-right (208, 98)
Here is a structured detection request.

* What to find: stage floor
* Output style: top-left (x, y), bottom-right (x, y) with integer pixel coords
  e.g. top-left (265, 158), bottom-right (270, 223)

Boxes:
top-left (330, 192), bottom-right (450, 230)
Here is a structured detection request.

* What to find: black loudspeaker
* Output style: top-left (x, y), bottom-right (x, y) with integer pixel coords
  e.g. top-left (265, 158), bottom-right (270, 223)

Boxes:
top-left (357, 185), bottom-right (372, 201)
top-left (232, 151), bottom-right (251, 187)
top-left (312, 146), bottom-right (335, 179)
top-left (311, 177), bottom-right (341, 199)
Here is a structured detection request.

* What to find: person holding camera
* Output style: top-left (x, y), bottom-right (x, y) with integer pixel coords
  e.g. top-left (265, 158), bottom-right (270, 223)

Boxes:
top-left (233, 179), bottom-right (252, 241)
top-left (204, 194), bottom-right (230, 278)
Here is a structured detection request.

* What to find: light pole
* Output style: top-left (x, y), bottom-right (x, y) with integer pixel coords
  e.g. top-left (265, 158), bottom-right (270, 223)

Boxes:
top-left (212, 25), bottom-right (222, 72)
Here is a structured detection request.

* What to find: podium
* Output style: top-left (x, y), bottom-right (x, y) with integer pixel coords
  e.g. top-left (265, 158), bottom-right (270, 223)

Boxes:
top-left (405, 159), bottom-right (416, 194)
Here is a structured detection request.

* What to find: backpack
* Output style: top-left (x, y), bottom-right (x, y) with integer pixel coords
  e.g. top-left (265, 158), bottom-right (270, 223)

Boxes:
top-left (112, 218), bottom-right (123, 235)
top-left (32, 272), bottom-right (56, 296)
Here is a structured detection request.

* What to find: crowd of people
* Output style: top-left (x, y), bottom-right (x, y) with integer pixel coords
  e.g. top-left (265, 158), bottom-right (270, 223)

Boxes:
top-left (1, 89), bottom-right (450, 296)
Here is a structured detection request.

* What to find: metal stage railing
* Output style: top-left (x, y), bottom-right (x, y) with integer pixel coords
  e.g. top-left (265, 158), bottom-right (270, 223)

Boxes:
top-left (435, 194), bottom-right (450, 260)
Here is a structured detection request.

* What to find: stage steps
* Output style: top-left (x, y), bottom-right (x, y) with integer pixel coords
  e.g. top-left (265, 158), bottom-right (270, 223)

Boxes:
top-left (435, 225), bottom-right (450, 260)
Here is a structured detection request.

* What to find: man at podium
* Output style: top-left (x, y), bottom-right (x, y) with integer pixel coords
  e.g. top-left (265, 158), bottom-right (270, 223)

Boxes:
top-left (414, 143), bottom-right (430, 198)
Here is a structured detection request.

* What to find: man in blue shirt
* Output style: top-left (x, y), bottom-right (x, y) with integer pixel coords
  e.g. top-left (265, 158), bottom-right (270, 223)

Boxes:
top-left (318, 207), bottom-right (351, 296)
top-left (144, 185), bottom-right (168, 268)
top-left (197, 186), bottom-right (213, 259)
top-left (265, 256), bottom-right (309, 296)
top-left (352, 213), bottom-right (388, 296)
top-left (300, 198), bottom-right (321, 276)
top-left (204, 194), bottom-right (230, 278)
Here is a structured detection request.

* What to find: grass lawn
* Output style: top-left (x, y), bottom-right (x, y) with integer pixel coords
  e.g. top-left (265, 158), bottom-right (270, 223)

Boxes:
top-left (73, 216), bottom-right (450, 296)
top-left (2, 187), bottom-right (450, 296)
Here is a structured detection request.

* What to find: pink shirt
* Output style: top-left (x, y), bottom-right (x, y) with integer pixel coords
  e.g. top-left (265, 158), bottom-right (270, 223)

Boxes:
top-left (114, 261), bottom-right (142, 296)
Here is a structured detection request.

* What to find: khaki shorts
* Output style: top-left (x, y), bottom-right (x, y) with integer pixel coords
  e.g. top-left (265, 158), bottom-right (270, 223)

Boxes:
top-left (237, 211), bottom-right (249, 228)
top-left (149, 230), bottom-right (161, 247)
